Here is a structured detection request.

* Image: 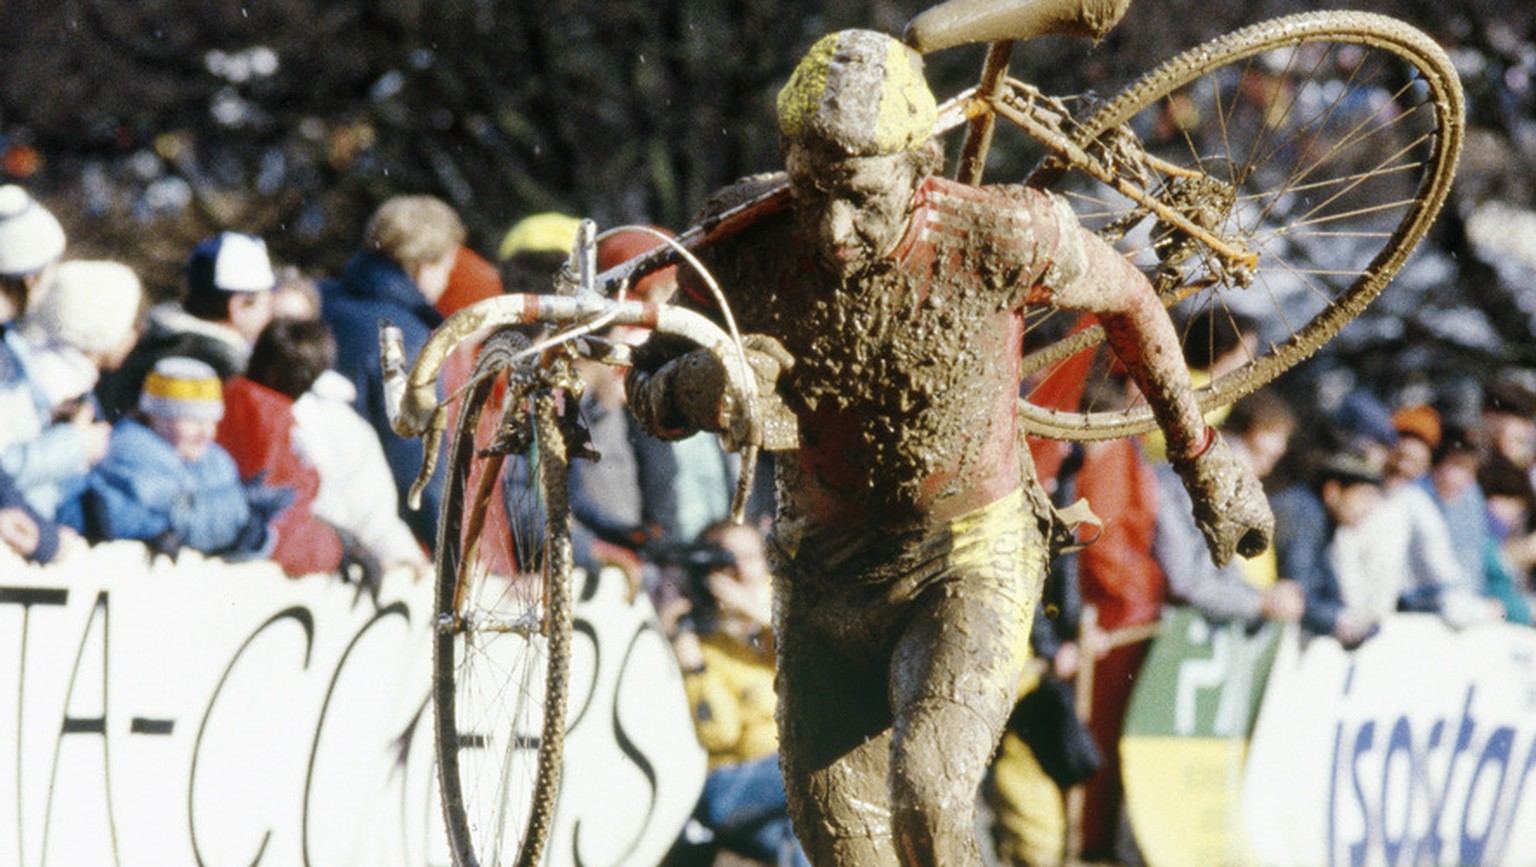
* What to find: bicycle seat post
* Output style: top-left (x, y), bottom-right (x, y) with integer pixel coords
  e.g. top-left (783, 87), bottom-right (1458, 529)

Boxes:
top-left (956, 40), bottom-right (1015, 186)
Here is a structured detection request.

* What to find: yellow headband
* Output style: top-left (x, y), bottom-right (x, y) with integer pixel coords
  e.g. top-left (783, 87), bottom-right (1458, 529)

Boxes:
top-left (140, 357), bottom-right (224, 421)
top-left (143, 373), bottom-right (222, 403)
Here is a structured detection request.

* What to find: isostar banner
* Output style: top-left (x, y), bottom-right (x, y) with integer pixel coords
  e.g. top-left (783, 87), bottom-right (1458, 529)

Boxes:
top-left (1242, 614), bottom-right (1536, 867)
top-left (0, 542), bottom-right (704, 866)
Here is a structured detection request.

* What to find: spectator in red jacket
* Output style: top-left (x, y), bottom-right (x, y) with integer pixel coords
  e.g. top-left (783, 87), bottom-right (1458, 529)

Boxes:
top-left (215, 374), bottom-right (345, 579)
top-left (434, 245), bottom-right (504, 317)
top-left (1009, 367), bottom-right (1170, 864)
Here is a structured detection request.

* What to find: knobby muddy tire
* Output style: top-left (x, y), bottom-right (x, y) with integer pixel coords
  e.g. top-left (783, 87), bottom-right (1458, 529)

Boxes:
top-left (433, 328), bottom-right (573, 867)
top-left (1016, 10), bottom-right (1464, 441)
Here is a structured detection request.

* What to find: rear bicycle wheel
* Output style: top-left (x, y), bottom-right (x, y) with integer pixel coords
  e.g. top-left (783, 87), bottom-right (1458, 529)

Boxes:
top-left (1015, 10), bottom-right (1463, 440)
top-left (433, 329), bottom-right (574, 867)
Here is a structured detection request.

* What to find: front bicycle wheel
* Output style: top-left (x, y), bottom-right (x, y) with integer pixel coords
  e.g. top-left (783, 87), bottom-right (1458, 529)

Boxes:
top-left (1015, 10), bottom-right (1463, 440)
top-left (433, 329), bottom-right (574, 867)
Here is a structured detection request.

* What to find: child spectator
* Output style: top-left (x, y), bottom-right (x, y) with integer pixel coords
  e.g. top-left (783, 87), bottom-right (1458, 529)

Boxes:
top-left (84, 357), bottom-right (269, 559)
top-left (1481, 455), bottom-right (1536, 608)
top-left (1271, 449), bottom-right (1386, 648)
top-left (18, 259), bottom-right (144, 527)
top-left (1387, 403), bottom-right (1441, 483)
top-left (245, 317), bottom-right (429, 580)
top-left (97, 231), bottom-right (277, 419)
top-left (1345, 404), bottom-right (1502, 628)
top-left (1479, 377), bottom-right (1536, 593)
top-left (1481, 375), bottom-right (1536, 476)
top-left (1422, 423), bottom-right (1532, 624)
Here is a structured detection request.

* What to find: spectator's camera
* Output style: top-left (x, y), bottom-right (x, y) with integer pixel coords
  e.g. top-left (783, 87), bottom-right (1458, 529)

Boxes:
top-left (655, 541), bottom-right (736, 634)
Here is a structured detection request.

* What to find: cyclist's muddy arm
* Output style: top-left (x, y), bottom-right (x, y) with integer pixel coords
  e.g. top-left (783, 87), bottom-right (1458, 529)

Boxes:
top-left (1032, 207), bottom-right (1205, 462)
top-left (1040, 211), bottom-right (1274, 565)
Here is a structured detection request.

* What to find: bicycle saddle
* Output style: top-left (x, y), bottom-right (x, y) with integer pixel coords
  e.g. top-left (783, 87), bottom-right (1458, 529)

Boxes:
top-left (903, 0), bottom-right (1133, 53)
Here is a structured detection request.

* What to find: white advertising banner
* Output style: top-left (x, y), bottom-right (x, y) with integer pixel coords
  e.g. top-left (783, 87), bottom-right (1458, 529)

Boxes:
top-left (0, 543), bottom-right (705, 866)
top-left (1242, 614), bottom-right (1536, 867)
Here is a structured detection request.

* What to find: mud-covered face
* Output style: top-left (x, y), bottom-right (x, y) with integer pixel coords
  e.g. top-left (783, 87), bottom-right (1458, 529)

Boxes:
top-left (786, 145), bottom-right (919, 278)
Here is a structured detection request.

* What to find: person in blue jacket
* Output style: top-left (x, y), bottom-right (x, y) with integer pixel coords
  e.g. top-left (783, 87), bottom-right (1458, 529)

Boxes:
top-left (0, 185), bottom-right (114, 525)
top-left (85, 357), bottom-right (271, 559)
top-left (1, 466), bottom-right (68, 564)
top-left (320, 195), bottom-right (464, 548)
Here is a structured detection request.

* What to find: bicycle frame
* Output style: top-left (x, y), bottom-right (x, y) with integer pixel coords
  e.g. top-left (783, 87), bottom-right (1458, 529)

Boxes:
top-left (940, 47), bottom-right (1261, 272)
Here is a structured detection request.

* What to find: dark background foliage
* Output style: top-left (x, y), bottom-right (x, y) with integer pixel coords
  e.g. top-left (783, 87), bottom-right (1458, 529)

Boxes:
top-left (4, 0), bottom-right (1536, 407)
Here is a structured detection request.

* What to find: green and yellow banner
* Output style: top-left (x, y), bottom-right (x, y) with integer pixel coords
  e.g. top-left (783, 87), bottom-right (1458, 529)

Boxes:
top-left (1120, 607), bottom-right (1284, 867)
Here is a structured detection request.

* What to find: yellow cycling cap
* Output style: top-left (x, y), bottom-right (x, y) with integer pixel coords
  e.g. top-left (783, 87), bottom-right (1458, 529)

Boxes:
top-left (777, 29), bottom-right (938, 157)
top-left (499, 212), bottom-right (581, 261)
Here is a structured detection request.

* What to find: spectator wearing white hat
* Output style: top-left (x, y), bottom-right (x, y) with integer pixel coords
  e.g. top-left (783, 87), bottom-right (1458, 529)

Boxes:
top-left (15, 259), bottom-right (145, 530)
top-left (23, 259), bottom-right (144, 406)
top-left (97, 231), bottom-right (277, 420)
top-left (0, 184), bottom-right (65, 320)
top-left (0, 185), bottom-right (113, 528)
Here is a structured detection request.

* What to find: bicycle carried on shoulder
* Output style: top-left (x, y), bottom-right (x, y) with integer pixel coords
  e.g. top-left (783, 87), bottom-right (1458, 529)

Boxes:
top-left (907, 2), bottom-right (1463, 437)
top-left (385, 3), bottom-right (1462, 864)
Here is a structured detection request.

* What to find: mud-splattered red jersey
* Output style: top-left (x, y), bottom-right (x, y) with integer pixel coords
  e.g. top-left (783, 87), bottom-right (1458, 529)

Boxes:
top-left (668, 174), bottom-right (1083, 525)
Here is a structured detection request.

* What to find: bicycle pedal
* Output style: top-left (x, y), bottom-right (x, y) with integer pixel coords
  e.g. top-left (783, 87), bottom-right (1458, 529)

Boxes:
top-left (482, 429), bottom-right (532, 456)
top-left (566, 422), bottom-right (599, 462)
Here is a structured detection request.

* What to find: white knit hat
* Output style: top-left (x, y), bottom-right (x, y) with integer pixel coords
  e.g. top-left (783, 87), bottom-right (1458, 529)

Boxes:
top-left (27, 260), bottom-right (143, 356)
top-left (0, 185), bottom-right (66, 277)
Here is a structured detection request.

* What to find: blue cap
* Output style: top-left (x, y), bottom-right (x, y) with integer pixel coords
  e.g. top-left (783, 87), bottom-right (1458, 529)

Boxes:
top-left (1333, 391), bottom-right (1398, 448)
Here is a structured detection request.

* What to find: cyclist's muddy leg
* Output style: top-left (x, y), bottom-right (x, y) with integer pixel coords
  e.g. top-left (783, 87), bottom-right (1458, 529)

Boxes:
top-left (777, 606), bottom-right (901, 865)
top-left (888, 508), bottom-right (1044, 866)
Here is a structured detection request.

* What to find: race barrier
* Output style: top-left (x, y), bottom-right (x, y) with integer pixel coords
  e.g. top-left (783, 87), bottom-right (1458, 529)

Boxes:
top-left (13, 540), bottom-right (1535, 867)
top-left (1122, 608), bottom-right (1283, 867)
top-left (1243, 614), bottom-right (1536, 867)
top-left (0, 544), bottom-right (704, 867)
top-left (1120, 607), bottom-right (1536, 867)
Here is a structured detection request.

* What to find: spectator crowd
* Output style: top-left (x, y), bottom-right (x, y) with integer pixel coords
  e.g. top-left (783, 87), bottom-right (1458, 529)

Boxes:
top-left (3, 180), bottom-right (1534, 866)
